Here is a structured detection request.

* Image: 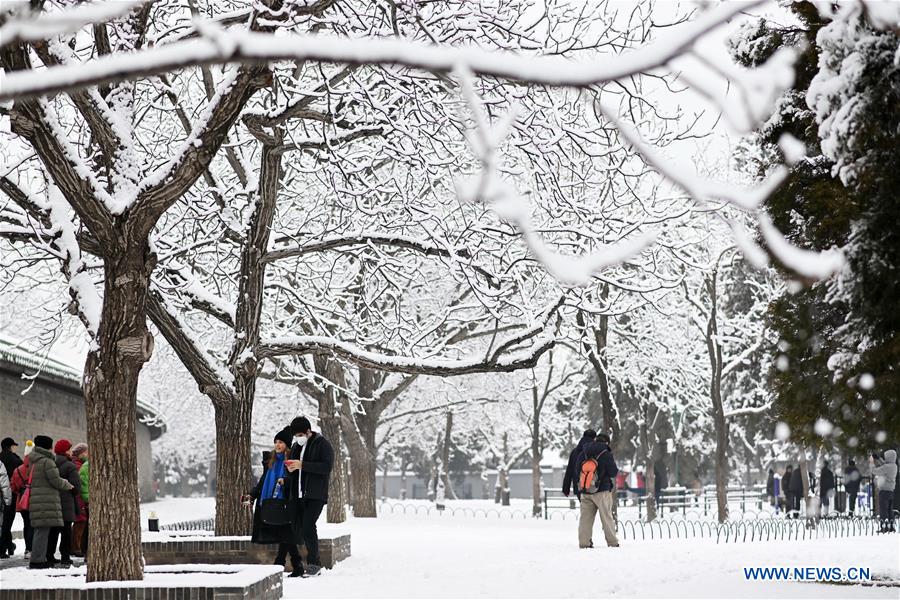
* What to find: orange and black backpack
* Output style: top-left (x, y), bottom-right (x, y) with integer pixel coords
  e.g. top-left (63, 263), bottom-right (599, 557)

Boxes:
top-left (579, 449), bottom-right (610, 494)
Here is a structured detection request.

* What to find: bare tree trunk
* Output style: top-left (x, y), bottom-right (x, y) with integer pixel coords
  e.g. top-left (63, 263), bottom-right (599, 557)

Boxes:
top-left (213, 398), bottom-right (253, 535)
top-left (319, 390), bottom-right (347, 523)
top-left (706, 270), bottom-right (730, 524)
top-left (577, 296), bottom-right (620, 452)
top-left (799, 451), bottom-right (811, 518)
top-left (349, 449), bottom-right (377, 517)
top-left (440, 412), bottom-right (458, 500)
top-left (83, 245), bottom-right (155, 582)
top-left (381, 462), bottom-right (389, 499)
top-left (531, 395), bottom-right (542, 517)
top-left (400, 458), bottom-right (408, 500)
top-left (638, 407), bottom-right (656, 522)
top-left (217, 143), bottom-right (280, 536)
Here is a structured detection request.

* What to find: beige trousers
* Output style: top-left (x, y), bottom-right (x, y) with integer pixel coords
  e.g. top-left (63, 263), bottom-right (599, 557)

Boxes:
top-left (579, 491), bottom-right (619, 548)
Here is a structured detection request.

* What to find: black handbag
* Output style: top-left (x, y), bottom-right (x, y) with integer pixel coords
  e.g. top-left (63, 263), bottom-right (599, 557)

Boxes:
top-left (260, 482), bottom-right (291, 526)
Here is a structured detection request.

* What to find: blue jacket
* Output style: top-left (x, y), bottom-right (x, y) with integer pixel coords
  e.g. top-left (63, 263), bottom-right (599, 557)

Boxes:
top-left (576, 441), bottom-right (618, 493)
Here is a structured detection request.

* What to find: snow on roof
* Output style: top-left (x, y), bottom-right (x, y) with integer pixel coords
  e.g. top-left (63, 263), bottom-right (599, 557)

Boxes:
top-left (0, 336), bottom-right (165, 436)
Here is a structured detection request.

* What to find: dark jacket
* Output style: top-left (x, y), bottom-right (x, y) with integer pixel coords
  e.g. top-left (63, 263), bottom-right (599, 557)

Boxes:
top-left (249, 452), bottom-right (294, 545)
top-left (654, 463), bottom-right (668, 493)
top-left (28, 447), bottom-right (71, 528)
top-left (819, 467), bottom-right (835, 495)
top-left (843, 465), bottom-right (861, 493)
top-left (562, 433), bottom-right (594, 497)
top-left (575, 441), bottom-right (618, 493)
top-left (55, 454), bottom-right (81, 522)
top-left (0, 449), bottom-right (22, 487)
top-left (789, 467), bottom-right (804, 495)
top-left (766, 472), bottom-right (775, 496)
top-left (288, 433), bottom-right (333, 503)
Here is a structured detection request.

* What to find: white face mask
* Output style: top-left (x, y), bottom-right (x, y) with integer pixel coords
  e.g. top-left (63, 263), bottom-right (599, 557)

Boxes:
top-left (296, 435), bottom-right (308, 446)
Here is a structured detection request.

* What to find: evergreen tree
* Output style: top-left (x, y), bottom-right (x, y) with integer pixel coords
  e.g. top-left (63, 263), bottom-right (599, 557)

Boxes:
top-left (730, 2), bottom-right (899, 450)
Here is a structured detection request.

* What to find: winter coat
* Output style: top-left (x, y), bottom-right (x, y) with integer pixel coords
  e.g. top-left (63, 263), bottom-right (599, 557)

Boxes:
top-left (789, 467), bottom-right (804, 495)
top-left (0, 463), bottom-right (11, 510)
top-left (562, 433), bottom-right (595, 497)
top-left (249, 453), bottom-right (294, 545)
top-left (654, 464), bottom-right (668, 493)
top-left (27, 446), bottom-right (72, 528)
top-left (287, 432), bottom-right (333, 503)
top-left (10, 457), bottom-right (30, 511)
top-left (55, 454), bottom-right (81, 522)
top-left (782, 468), bottom-right (793, 497)
top-left (766, 472), bottom-right (775, 496)
top-left (79, 461), bottom-right (90, 503)
top-left (874, 449), bottom-right (898, 491)
top-left (575, 441), bottom-right (618, 494)
top-left (843, 465), bottom-right (861, 494)
top-left (0, 449), bottom-right (22, 486)
top-left (73, 458), bottom-right (88, 522)
top-left (819, 467), bottom-right (835, 495)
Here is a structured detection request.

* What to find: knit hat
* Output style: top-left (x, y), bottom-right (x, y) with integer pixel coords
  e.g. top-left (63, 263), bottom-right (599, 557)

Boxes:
top-left (274, 428), bottom-right (292, 446)
top-left (54, 439), bottom-right (72, 455)
top-left (71, 443), bottom-right (88, 458)
top-left (23, 440), bottom-right (34, 456)
top-left (1, 437), bottom-right (17, 450)
top-left (34, 435), bottom-right (53, 450)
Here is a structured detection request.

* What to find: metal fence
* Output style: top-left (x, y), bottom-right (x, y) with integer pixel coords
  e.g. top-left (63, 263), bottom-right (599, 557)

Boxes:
top-left (162, 507), bottom-right (894, 544)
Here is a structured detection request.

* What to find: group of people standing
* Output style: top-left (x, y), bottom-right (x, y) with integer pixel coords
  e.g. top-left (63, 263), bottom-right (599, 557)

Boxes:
top-left (768, 449), bottom-right (897, 532)
top-left (0, 436), bottom-right (90, 568)
top-left (243, 416), bottom-right (334, 578)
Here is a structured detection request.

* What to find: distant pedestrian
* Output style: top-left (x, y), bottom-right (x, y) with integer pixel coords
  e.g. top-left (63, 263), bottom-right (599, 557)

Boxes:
top-left (78, 456), bottom-right (89, 559)
top-left (576, 432), bottom-right (619, 549)
top-left (819, 462), bottom-right (835, 517)
top-left (782, 465), bottom-right (794, 517)
top-left (872, 449), bottom-right (897, 533)
top-left (562, 429), bottom-right (596, 500)
top-left (789, 466), bottom-right (804, 518)
top-left (27, 436), bottom-right (73, 570)
top-left (653, 460), bottom-right (668, 507)
top-left (244, 429), bottom-right (299, 573)
top-left (766, 469), bottom-right (775, 507)
top-left (10, 446), bottom-right (34, 557)
top-left (0, 462), bottom-right (11, 552)
top-left (285, 417), bottom-right (333, 578)
top-left (843, 460), bottom-right (861, 516)
top-left (70, 443), bottom-right (88, 557)
top-left (0, 437), bottom-right (23, 558)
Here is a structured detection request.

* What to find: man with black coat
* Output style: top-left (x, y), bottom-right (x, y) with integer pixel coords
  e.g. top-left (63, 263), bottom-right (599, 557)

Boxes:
top-left (789, 465), bottom-right (804, 517)
top-left (562, 429), bottom-right (596, 499)
top-left (576, 432), bottom-right (619, 549)
top-left (843, 460), bottom-right (861, 516)
top-left (0, 438), bottom-right (22, 558)
top-left (285, 417), bottom-right (333, 577)
top-left (819, 462), bottom-right (835, 517)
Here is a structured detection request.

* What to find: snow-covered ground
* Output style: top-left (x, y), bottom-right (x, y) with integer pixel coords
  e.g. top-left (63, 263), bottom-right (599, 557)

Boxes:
top-left (291, 512), bottom-right (899, 599)
top-left (5, 497), bottom-right (897, 598)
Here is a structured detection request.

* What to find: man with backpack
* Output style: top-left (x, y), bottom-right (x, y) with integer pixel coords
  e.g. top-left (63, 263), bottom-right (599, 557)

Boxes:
top-left (576, 432), bottom-right (619, 549)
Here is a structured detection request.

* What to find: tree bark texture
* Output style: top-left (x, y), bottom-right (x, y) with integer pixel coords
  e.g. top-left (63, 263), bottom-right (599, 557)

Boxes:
top-left (82, 243), bottom-right (155, 582)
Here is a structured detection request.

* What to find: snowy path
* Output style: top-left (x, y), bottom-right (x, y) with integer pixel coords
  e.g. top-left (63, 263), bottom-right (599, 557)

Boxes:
top-left (291, 513), bottom-right (899, 599)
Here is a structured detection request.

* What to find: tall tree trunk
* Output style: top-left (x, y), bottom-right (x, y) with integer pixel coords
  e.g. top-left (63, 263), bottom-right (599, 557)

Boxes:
top-left (638, 406), bottom-right (656, 522)
top-left (83, 244), bottom-right (155, 582)
top-left (350, 450), bottom-right (377, 516)
top-left (531, 405), bottom-right (542, 517)
top-left (706, 270), bottom-right (729, 524)
top-left (319, 382), bottom-right (347, 523)
top-left (440, 412), bottom-right (458, 500)
top-left (213, 397), bottom-right (253, 535)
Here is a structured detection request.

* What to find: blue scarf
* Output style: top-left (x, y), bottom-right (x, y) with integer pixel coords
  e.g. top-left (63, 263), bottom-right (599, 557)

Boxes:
top-left (260, 452), bottom-right (287, 502)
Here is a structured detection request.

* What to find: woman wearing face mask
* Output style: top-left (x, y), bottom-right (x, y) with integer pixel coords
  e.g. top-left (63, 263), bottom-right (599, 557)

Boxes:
top-left (244, 428), bottom-right (301, 575)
